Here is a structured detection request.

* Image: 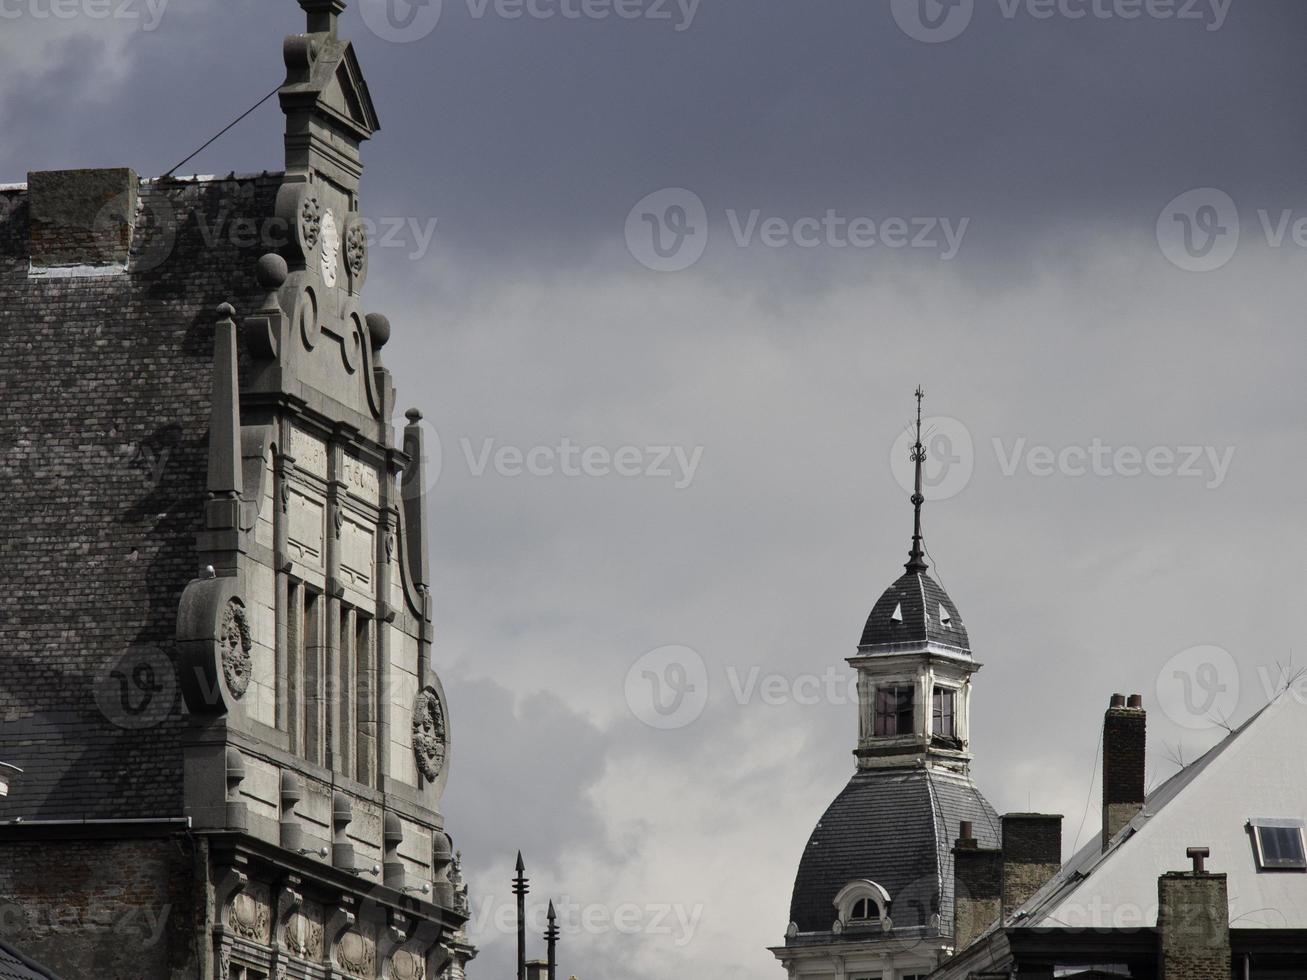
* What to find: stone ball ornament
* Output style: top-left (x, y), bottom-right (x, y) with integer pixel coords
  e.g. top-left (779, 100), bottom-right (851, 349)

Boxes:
top-left (255, 252), bottom-right (289, 291)
top-left (177, 574), bottom-right (255, 715)
top-left (365, 313), bottom-right (390, 351)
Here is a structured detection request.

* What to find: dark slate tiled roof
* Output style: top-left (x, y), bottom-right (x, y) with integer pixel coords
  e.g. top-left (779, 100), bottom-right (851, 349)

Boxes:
top-left (0, 941), bottom-right (60, 980)
top-left (858, 570), bottom-right (970, 654)
top-left (788, 769), bottom-right (999, 935)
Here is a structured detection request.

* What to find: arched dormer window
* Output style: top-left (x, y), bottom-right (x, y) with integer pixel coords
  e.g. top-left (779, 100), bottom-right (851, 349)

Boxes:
top-left (832, 880), bottom-right (891, 929)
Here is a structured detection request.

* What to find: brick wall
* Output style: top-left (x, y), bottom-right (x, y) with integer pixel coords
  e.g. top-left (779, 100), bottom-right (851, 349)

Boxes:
top-left (0, 832), bottom-right (202, 980)
top-left (0, 172), bottom-right (280, 820)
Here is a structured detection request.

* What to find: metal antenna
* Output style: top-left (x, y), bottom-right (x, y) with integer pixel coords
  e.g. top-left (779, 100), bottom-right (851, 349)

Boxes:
top-left (513, 852), bottom-right (529, 980)
top-left (906, 386), bottom-right (929, 573)
top-left (545, 900), bottom-right (560, 980)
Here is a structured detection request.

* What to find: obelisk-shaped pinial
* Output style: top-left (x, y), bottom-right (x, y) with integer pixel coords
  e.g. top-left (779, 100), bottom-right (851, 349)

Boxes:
top-left (905, 385), bottom-right (929, 573)
top-left (299, 0), bottom-right (346, 35)
top-left (513, 852), bottom-right (529, 980)
top-left (545, 900), bottom-right (560, 980)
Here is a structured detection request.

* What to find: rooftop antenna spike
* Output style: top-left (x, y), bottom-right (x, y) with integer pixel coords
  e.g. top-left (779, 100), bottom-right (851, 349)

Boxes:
top-left (545, 900), bottom-right (560, 980)
top-left (906, 386), bottom-right (929, 573)
top-left (513, 853), bottom-right (529, 980)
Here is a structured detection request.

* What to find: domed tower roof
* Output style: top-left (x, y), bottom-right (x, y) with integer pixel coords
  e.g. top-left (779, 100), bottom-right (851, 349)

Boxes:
top-left (787, 769), bottom-right (999, 936)
top-left (859, 570), bottom-right (970, 655)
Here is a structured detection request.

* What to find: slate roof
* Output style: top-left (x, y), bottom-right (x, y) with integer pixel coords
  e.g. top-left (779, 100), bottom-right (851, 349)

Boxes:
top-left (0, 941), bottom-right (61, 980)
top-left (858, 570), bottom-right (971, 654)
top-left (788, 768), bottom-right (999, 936)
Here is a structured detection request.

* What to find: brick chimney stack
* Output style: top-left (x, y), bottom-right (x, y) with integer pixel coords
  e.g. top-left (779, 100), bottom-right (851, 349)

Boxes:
top-left (1102, 693), bottom-right (1147, 850)
top-left (952, 821), bottom-right (1002, 953)
top-left (1001, 813), bottom-right (1063, 914)
top-left (1157, 847), bottom-right (1230, 980)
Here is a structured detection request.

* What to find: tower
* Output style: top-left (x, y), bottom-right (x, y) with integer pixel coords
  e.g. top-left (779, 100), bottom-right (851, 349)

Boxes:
top-left (771, 391), bottom-right (999, 979)
top-left (0, 4), bottom-right (473, 978)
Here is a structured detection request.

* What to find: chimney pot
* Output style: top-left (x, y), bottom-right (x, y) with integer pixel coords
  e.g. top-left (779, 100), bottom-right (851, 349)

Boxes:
top-left (1128, 694), bottom-right (1144, 709)
top-left (1110, 693), bottom-right (1127, 708)
top-left (1186, 846), bottom-right (1211, 874)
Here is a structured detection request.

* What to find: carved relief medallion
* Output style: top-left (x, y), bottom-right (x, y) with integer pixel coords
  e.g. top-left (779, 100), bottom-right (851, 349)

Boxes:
top-left (320, 209), bottom-right (340, 288)
top-left (337, 930), bottom-right (376, 978)
top-left (299, 196), bottom-right (322, 252)
top-left (391, 949), bottom-right (425, 980)
top-left (345, 217), bottom-right (368, 287)
top-left (220, 598), bottom-right (253, 700)
top-left (227, 885), bottom-right (271, 942)
top-left (285, 907), bottom-right (324, 960)
top-left (412, 687), bottom-right (448, 782)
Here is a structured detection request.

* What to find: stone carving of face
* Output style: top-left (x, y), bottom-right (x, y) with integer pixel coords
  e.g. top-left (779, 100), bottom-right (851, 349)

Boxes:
top-left (220, 599), bottom-right (253, 700)
top-left (412, 687), bottom-right (447, 781)
top-left (320, 208), bottom-right (340, 288)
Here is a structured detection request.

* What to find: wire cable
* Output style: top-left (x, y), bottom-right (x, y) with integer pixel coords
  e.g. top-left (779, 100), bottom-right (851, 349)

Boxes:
top-left (164, 82), bottom-right (282, 179)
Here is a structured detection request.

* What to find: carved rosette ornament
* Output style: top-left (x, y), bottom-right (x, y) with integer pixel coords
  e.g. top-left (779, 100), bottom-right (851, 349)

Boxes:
top-left (412, 687), bottom-right (448, 782)
top-left (220, 598), bottom-right (253, 699)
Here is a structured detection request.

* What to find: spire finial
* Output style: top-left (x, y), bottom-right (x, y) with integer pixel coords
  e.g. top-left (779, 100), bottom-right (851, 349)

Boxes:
top-left (906, 386), bottom-right (929, 573)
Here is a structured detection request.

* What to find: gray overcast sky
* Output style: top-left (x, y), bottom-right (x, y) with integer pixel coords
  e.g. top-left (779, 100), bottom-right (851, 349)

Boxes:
top-left (5, 1), bottom-right (1307, 976)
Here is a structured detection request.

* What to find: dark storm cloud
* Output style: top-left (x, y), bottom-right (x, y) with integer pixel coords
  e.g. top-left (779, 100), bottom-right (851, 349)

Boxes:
top-left (5, 1), bottom-right (1306, 269)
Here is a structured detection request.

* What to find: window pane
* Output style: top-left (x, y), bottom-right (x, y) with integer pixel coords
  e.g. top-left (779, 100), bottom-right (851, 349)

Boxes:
top-left (896, 687), bottom-right (914, 734)
top-left (933, 688), bottom-right (956, 738)
top-left (1260, 826), bottom-right (1306, 868)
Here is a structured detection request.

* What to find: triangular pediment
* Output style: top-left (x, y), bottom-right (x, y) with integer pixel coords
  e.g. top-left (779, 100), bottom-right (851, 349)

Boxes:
top-left (281, 36), bottom-right (379, 141)
top-left (328, 43), bottom-right (379, 136)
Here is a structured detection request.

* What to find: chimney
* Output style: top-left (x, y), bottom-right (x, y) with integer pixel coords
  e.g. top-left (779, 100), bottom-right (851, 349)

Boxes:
top-left (1001, 813), bottom-right (1063, 914)
top-left (526, 961), bottom-right (549, 980)
top-left (952, 821), bottom-right (1002, 952)
top-left (1157, 848), bottom-right (1230, 980)
top-left (1102, 693), bottom-right (1146, 850)
top-left (27, 168), bottom-right (138, 272)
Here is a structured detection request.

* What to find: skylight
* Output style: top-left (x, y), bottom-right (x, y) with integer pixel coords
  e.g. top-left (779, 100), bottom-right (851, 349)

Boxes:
top-left (1250, 818), bottom-right (1307, 871)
